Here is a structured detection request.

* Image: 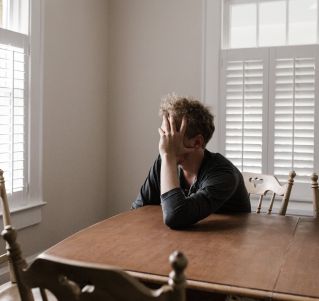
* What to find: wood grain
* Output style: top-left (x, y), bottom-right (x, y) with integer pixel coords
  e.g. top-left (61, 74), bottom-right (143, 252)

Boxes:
top-left (45, 206), bottom-right (303, 298)
top-left (275, 218), bottom-right (319, 299)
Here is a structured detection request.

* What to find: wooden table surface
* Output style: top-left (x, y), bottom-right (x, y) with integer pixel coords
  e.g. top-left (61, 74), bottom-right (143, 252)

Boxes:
top-left (45, 206), bottom-right (319, 300)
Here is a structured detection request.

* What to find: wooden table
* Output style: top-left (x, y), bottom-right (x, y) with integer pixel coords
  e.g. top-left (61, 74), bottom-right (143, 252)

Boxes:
top-left (45, 206), bottom-right (319, 300)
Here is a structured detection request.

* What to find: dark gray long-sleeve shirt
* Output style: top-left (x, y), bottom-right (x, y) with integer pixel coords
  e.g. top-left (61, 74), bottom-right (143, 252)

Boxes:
top-left (132, 150), bottom-right (251, 228)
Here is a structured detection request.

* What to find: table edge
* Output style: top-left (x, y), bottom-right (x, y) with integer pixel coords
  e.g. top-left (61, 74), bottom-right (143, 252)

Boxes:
top-left (128, 271), bottom-right (319, 301)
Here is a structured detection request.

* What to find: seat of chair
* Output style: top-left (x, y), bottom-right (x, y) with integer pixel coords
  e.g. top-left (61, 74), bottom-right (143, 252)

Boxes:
top-left (0, 282), bottom-right (57, 301)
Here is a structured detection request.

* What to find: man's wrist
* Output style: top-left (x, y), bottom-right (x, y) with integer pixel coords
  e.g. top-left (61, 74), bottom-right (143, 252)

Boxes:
top-left (160, 152), bottom-right (179, 195)
top-left (160, 153), bottom-right (177, 165)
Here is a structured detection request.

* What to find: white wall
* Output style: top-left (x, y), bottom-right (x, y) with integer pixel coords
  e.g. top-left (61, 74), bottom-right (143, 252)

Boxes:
top-left (107, 0), bottom-right (204, 214)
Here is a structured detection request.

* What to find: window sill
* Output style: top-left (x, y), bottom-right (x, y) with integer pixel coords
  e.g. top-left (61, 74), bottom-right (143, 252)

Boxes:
top-left (1, 200), bottom-right (46, 230)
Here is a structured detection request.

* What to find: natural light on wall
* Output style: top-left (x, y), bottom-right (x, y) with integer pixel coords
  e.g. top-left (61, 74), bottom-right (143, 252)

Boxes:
top-left (0, 0), bottom-right (29, 199)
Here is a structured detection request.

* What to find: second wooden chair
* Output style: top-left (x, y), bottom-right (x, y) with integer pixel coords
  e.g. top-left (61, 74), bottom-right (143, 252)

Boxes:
top-left (242, 171), bottom-right (296, 215)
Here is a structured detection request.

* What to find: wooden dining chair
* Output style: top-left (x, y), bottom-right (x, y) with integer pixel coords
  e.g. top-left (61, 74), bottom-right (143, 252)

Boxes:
top-left (1, 223), bottom-right (188, 301)
top-left (311, 173), bottom-right (319, 218)
top-left (0, 170), bottom-right (56, 301)
top-left (242, 171), bottom-right (296, 215)
top-left (0, 169), bottom-right (16, 283)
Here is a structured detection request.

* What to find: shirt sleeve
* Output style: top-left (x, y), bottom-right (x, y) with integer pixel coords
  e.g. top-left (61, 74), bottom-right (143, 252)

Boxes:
top-left (131, 155), bottom-right (161, 209)
top-left (160, 170), bottom-right (240, 229)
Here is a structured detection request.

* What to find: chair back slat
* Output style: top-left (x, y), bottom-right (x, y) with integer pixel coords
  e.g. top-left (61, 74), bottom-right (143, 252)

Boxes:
top-left (268, 193), bottom-right (276, 214)
top-left (256, 195), bottom-right (264, 213)
top-left (243, 171), bottom-right (296, 215)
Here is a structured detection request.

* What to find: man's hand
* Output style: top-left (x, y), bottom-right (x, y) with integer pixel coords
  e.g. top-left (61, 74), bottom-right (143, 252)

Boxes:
top-left (158, 115), bottom-right (194, 159)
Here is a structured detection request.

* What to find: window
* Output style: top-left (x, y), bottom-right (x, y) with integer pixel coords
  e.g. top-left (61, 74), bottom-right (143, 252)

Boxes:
top-left (220, 46), bottom-right (319, 183)
top-left (0, 0), bottom-right (28, 203)
top-left (220, 0), bottom-right (319, 203)
top-left (223, 0), bottom-right (319, 48)
top-left (1, 0), bottom-right (29, 34)
top-left (1, 0), bottom-right (43, 225)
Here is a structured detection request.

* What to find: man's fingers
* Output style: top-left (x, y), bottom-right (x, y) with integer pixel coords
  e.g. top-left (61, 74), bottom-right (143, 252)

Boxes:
top-left (162, 115), bottom-right (171, 133)
top-left (158, 128), bottom-right (165, 136)
top-left (180, 116), bottom-right (187, 135)
top-left (169, 115), bottom-right (177, 134)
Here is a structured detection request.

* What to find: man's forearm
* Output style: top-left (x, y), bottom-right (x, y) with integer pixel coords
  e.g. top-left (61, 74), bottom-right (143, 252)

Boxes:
top-left (160, 154), bottom-right (179, 195)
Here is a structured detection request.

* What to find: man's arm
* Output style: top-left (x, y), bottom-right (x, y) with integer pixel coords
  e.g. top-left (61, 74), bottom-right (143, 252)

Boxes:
top-left (160, 154), bottom-right (179, 194)
top-left (158, 115), bottom-right (193, 194)
top-left (133, 115), bottom-right (188, 210)
top-left (161, 171), bottom-right (240, 229)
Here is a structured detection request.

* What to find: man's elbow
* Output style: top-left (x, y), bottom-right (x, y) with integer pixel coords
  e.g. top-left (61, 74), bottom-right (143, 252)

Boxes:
top-left (131, 198), bottom-right (143, 209)
top-left (163, 211), bottom-right (189, 229)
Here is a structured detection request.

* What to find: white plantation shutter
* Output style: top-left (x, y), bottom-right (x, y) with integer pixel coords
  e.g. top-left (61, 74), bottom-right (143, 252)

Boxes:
top-left (269, 46), bottom-right (319, 184)
top-left (221, 46), bottom-right (319, 201)
top-left (0, 28), bottom-right (28, 200)
top-left (221, 49), bottom-right (268, 173)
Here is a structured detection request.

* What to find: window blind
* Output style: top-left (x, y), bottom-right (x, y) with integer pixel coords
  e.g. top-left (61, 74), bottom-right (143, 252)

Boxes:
top-left (221, 46), bottom-right (319, 200)
top-left (222, 53), bottom-right (266, 173)
top-left (271, 52), bottom-right (317, 183)
top-left (0, 29), bottom-right (28, 198)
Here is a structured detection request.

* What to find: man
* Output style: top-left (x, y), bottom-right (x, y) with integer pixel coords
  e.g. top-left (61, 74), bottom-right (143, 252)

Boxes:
top-left (132, 94), bottom-right (250, 229)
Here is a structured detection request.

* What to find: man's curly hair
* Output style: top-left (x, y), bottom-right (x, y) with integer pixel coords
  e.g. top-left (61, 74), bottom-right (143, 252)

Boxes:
top-left (159, 93), bottom-right (215, 147)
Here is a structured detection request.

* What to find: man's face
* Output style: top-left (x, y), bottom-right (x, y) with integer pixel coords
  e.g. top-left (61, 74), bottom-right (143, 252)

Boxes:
top-left (176, 136), bottom-right (197, 165)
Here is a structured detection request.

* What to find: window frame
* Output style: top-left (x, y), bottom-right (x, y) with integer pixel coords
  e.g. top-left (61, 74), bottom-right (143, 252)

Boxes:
top-left (0, 0), bottom-right (45, 229)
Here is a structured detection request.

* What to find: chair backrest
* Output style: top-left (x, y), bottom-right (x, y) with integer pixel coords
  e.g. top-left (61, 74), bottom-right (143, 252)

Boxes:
top-left (311, 173), bottom-right (319, 218)
top-left (0, 169), bottom-right (15, 282)
top-left (2, 225), bottom-right (188, 301)
top-left (242, 171), bottom-right (296, 215)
